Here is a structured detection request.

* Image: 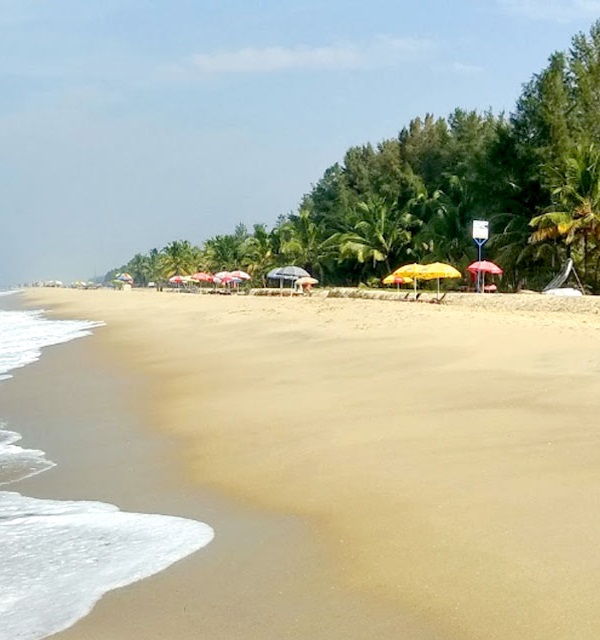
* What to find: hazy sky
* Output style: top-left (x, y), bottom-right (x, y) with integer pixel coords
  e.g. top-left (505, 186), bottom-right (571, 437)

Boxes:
top-left (1, 0), bottom-right (599, 286)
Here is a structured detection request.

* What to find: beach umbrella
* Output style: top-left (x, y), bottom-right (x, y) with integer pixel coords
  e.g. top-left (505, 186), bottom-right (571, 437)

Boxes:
top-left (267, 266), bottom-right (311, 293)
top-left (420, 262), bottom-right (461, 300)
top-left (230, 270), bottom-right (251, 280)
top-left (467, 260), bottom-right (503, 293)
top-left (382, 275), bottom-right (411, 285)
top-left (168, 275), bottom-right (190, 289)
top-left (214, 271), bottom-right (232, 280)
top-left (466, 260), bottom-right (503, 275)
top-left (116, 272), bottom-right (133, 283)
top-left (382, 274), bottom-right (412, 294)
top-left (190, 272), bottom-right (214, 283)
top-left (392, 264), bottom-right (426, 298)
top-left (295, 276), bottom-right (318, 294)
top-left (267, 266), bottom-right (311, 281)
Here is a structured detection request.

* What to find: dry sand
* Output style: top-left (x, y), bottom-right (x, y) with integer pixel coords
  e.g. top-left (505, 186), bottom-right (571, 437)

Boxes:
top-left (18, 288), bottom-right (600, 639)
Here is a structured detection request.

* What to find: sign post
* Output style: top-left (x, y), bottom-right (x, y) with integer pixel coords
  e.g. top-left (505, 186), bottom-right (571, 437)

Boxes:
top-left (472, 220), bottom-right (489, 293)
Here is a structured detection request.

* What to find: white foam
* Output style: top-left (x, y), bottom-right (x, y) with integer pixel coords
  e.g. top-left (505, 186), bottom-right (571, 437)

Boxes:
top-left (0, 426), bottom-right (56, 486)
top-left (0, 309), bottom-right (104, 379)
top-left (0, 308), bottom-right (215, 639)
top-left (0, 491), bottom-right (214, 640)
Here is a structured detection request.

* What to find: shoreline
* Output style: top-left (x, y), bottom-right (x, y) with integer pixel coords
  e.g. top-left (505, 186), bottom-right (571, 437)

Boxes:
top-left (14, 287), bottom-right (600, 639)
top-left (1, 294), bottom-right (436, 639)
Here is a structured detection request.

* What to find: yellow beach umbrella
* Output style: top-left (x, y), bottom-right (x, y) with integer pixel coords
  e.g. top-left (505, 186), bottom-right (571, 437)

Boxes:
top-left (392, 263), bottom-right (426, 279)
top-left (382, 274), bottom-right (412, 285)
top-left (420, 262), bottom-right (461, 280)
top-left (420, 262), bottom-right (461, 299)
top-left (382, 274), bottom-right (412, 295)
top-left (392, 263), bottom-right (426, 298)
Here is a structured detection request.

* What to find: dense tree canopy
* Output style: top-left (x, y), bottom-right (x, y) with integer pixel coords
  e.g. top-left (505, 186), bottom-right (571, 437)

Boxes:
top-left (106, 21), bottom-right (600, 293)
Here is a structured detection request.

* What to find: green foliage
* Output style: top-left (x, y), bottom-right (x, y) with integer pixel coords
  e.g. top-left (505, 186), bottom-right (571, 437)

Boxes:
top-left (105, 20), bottom-right (600, 293)
top-left (160, 240), bottom-right (197, 277)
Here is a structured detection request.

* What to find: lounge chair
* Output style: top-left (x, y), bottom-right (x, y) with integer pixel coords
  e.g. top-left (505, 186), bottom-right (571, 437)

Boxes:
top-left (430, 292), bottom-right (447, 304)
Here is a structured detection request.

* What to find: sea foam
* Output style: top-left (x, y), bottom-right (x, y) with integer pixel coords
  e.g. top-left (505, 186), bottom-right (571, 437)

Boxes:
top-left (0, 492), bottom-right (214, 640)
top-left (0, 308), bottom-right (103, 379)
top-left (0, 302), bottom-right (215, 640)
top-left (0, 427), bottom-right (55, 486)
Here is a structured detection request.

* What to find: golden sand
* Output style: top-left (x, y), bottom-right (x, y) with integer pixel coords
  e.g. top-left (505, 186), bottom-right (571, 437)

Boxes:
top-left (22, 288), bottom-right (600, 639)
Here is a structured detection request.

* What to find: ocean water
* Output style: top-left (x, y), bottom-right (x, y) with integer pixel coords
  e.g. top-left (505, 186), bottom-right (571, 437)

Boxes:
top-left (0, 291), bottom-right (215, 640)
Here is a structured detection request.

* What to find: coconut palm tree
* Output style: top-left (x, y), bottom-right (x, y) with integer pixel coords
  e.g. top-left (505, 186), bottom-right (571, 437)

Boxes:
top-left (204, 232), bottom-right (249, 272)
top-left (160, 240), bottom-right (196, 277)
top-left (245, 223), bottom-right (277, 285)
top-left (280, 209), bottom-right (336, 281)
top-left (338, 197), bottom-right (415, 276)
top-left (530, 143), bottom-right (600, 280)
top-left (126, 253), bottom-right (151, 286)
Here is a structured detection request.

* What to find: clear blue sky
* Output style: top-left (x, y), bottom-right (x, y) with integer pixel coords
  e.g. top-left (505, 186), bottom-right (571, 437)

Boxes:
top-left (1, 0), bottom-right (599, 285)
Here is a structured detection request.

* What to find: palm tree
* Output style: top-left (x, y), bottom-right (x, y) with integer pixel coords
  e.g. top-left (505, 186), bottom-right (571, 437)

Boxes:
top-left (491, 211), bottom-right (562, 291)
top-left (245, 223), bottom-right (276, 285)
top-left (204, 234), bottom-right (248, 272)
top-left (160, 240), bottom-right (196, 277)
top-left (338, 197), bottom-right (414, 276)
top-left (280, 209), bottom-right (336, 281)
top-left (530, 143), bottom-right (600, 280)
top-left (126, 253), bottom-right (151, 286)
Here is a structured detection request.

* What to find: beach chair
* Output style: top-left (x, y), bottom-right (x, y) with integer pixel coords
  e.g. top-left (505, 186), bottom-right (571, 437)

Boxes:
top-left (429, 292), bottom-right (447, 304)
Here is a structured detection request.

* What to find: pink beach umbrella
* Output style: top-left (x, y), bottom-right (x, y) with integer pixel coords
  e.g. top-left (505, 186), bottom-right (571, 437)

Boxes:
top-left (230, 270), bottom-right (251, 281)
top-left (168, 275), bottom-right (185, 284)
top-left (190, 272), bottom-right (215, 283)
top-left (466, 260), bottom-right (503, 275)
top-left (467, 260), bottom-right (503, 293)
top-left (219, 274), bottom-right (242, 285)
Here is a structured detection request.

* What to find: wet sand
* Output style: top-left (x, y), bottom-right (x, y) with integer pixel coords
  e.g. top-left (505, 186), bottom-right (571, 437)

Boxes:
top-left (12, 287), bottom-right (600, 639)
top-left (1, 298), bottom-right (435, 639)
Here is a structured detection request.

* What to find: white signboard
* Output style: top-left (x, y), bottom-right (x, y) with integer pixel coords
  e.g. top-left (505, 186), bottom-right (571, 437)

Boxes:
top-left (472, 220), bottom-right (489, 241)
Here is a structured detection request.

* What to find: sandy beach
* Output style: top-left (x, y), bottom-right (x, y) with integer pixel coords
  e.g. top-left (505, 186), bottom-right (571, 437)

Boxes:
top-left (15, 288), bottom-right (600, 639)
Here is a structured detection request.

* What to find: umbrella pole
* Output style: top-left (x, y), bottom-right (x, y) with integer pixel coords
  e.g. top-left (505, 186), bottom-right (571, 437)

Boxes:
top-left (437, 277), bottom-right (440, 300)
top-left (414, 277), bottom-right (417, 301)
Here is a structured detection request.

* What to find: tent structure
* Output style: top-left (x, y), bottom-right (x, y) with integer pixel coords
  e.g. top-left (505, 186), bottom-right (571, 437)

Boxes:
top-left (542, 258), bottom-right (585, 295)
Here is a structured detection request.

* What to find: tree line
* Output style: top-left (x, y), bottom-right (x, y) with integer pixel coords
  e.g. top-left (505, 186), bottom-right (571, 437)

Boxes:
top-left (107, 21), bottom-right (600, 293)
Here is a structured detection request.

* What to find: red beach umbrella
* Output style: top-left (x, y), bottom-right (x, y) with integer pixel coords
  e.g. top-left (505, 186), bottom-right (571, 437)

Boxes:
top-left (190, 272), bottom-right (214, 283)
top-left (467, 260), bottom-right (502, 294)
top-left (219, 274), bottom-right (240, 285)
top-left (467, 260), bottom-right (503, 275)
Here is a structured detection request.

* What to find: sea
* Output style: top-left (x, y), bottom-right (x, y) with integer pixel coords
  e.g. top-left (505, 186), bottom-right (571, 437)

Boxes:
top-left (0, 290), bottom-right (215, 640)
